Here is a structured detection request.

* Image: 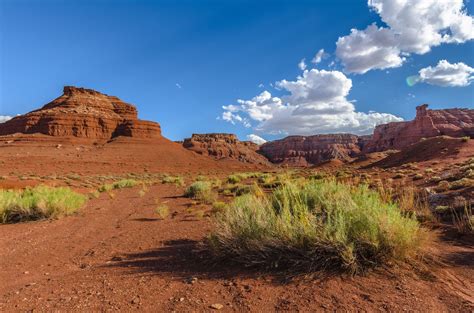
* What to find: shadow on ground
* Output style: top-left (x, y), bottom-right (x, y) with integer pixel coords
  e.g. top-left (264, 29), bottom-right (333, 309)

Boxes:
top-left (105, 238), bottom-right (309, 283)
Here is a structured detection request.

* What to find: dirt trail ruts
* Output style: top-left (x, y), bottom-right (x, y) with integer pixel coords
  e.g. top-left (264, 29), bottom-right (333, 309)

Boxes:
top-left (0, 184), bottom-right (473, 312)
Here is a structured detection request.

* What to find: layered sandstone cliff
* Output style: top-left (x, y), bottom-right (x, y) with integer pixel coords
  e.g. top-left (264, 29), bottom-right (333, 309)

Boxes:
top-left (0, 86), bottom-right (161, 140)
top-left (183, 133), bottom-right (271, 166)
top-left (364, 104), bottom-right (473, 152)
top-left (258, 134), bottom-right (365, 166)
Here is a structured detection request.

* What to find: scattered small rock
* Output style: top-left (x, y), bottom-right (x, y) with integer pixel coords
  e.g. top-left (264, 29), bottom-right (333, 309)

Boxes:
top-left (210, 303), bottom-right (224, 310)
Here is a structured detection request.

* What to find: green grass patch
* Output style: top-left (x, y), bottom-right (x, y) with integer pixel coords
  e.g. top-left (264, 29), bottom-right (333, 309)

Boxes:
top-left (185, 181), bottom-right (216, 204)
top-left (0, 185), bottom-right (87, 223)
top-left (98, 179), bottom-right (138, 192)
top-left (208, 179), bottom-right (424, 274)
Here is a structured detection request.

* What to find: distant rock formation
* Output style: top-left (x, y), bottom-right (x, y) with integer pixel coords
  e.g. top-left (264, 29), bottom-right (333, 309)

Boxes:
top-left (0, 86), bottom-right (161, 140)
top-left (183, 133), bottom-right (271, 166)
top-left (364, 104), bottom-right (474, 152)
top-left (259, 134), bottom-right (365, 166)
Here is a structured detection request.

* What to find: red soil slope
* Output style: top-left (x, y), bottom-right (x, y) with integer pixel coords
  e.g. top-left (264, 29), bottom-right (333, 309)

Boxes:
top-left (372, 136), bottom-right (474, 168)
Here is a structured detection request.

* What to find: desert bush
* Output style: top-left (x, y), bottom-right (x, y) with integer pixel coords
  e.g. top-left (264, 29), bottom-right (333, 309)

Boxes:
top-left (185, 181), bottom-right (216, 204)
top-left (309, 172), bottom-right (326, 180)
top-left (437, 180), bottom-right (451, 192)
top-left (98, 179), bottom-right (138, 192)
top-left (0, 186), bottom-right (86, 223)
top-left (424, 168), bottom-right (435, 174)
top-left (227, 175), bottom-right (242, 184)
top-left (211, 201), bottom-right (227, 214)
top-left (155, 205), bottom-right (169, 219)
top-left (413, 173), bottom-right (423, 180)
top-left (209, 179), bottom-right (424, 274)
top-left (450, 178), bottom-right (473, 190)
top-left (162, 175), bottom-right (185, 186)
top-left (461, 136), bottom-right (470, 142)
top-left (451, 205), bottom-right (473, 234)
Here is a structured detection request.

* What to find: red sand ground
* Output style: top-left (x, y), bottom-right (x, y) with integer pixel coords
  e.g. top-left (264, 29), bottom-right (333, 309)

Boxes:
top-left (0, 184), bottom-right (472, 312)
top-left (0, 136), bottom-right (473, 312)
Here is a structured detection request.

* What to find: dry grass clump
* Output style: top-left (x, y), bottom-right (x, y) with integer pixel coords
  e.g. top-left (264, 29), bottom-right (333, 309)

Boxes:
top-left (155, 205), bottom-right (170, 219)
top-left (98, 179), bottom-right (138, 192)
top-left (208, 179), bottom-right (424, 274)
top-left (162, 175), bottom-right (185, 186)
top-left (449, 178), bottom-right (473, 190)
top-left (437, 180), bottom-right (451, 192)
top-left (452, 205), bottom-right (473, 234)
top-left (185, 181), bottom-right (216, 204)
top-left (0, 186), bottom-right (87, 223)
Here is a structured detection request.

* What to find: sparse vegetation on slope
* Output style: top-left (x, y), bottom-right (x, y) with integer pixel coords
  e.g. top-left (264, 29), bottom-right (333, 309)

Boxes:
top-left (209, 179), bottom-right (424, 274)
top-left (0, 185), bottom-right (86, 223)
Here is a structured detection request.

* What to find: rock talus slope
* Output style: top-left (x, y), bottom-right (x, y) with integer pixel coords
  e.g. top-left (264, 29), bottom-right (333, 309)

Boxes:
top-left (0, 86), bottom-right (161, 141)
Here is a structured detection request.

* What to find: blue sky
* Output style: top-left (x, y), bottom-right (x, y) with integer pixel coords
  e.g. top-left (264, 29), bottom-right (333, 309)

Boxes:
top-left (1, 0), bottom-right (473, 142)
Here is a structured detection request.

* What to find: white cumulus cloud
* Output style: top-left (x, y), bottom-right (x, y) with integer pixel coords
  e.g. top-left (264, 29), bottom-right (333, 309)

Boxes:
top-left (247, 134), bottom-right (267, 145)
top-left (0, 115), bottom-right (12, 123)
top-left (417, 60), bottom-right (474, 87)
top-left (222, 69), bottom-right (402, 135)
top-left (298, 58), bottom-right (307, 70)
top-left (336, 0), bottom-right (474, 74)
top-left (311, 49), bottom-right (326, 64)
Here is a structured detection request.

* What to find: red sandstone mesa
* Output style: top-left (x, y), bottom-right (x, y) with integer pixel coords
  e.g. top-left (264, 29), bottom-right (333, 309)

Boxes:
top-left (183, 133), bottom-right (271, 166)
top-left (364, 104), bottom-right (474, 153)
top-left (258, 134), bottom-right (368, 166)
top-left (0, 86), bottom-right (161, 141)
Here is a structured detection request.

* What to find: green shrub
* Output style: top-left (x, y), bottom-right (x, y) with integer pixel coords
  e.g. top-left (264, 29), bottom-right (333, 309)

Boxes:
top-left (98, 179), bottom-right (138, 192)
top-left (461, 136), bottom-right (470, 142)
top-left (209, 179), bottom-right (423, 274)
top-left (450, 178), bottom-right (473, 190)
top-left (212, 201), bottom-right (227, 214)
top-left (227, 175), bottom-right (242, 184)
top-left (413, 173), bottom-right (423, 180)
top-left (185, 181), bottom-right (216, 204)
top-left (0, 186), bottom-right (87, 223)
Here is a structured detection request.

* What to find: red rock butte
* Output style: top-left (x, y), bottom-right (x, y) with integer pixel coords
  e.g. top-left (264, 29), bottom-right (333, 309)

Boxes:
top-left (0, 86), bottom-right (161, 141)
top-left (182, 133), bottom-right (271, 166)
top-left (364, 104), bottom-right (474, 152)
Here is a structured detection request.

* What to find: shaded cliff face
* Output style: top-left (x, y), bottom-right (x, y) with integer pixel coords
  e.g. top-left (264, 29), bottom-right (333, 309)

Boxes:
top-left (183, 133), bottom-right (271, 166)
top-left (0, 86), bottom-right (161, 140)
top-left (259, 134), bottom-right (365, 166)
top-left (364, 104), bottom-right (474, 152)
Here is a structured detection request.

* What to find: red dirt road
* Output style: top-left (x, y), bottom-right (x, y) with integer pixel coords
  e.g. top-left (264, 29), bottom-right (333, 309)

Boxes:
top-left (1, 184), bottom-right (473, 312)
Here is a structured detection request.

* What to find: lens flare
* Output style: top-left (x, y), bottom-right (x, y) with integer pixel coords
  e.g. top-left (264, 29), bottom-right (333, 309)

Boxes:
top-left (406, 75), bottom-right (420, 87)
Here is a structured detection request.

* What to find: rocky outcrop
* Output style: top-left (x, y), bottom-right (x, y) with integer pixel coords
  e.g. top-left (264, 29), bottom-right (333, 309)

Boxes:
top-left (183, 133), bottom-right (271, 166)
top-left (259, 134), bottom-right (364, 166)
top-left (0, 86), bottom-right (161, 140)
top-left (364, 104), bottom-right (474, 152)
